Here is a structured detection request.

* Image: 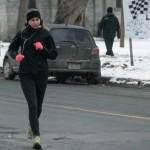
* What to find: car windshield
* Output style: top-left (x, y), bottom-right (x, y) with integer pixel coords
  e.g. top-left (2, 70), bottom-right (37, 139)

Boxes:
top-left (50, 28), bottom-right (94, 44)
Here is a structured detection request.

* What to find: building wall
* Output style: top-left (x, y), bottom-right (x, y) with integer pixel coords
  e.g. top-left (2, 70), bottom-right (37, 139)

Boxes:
top-left (85, 0), bottom-right (121, 36)
top-left (0, 0), bottom-right (121, 41)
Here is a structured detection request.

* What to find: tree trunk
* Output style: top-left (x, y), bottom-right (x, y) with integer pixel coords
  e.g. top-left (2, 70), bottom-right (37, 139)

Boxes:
top-left (54, 0), bottom-right (89, 26)
top-left (120, 0), bottom-right (124, 47)
top-left (16, 0), bottom-right (37, 32)
top-left (28, 0), bottom-right (36, 8)
top-left (16, 0), bottom-right (29, 32)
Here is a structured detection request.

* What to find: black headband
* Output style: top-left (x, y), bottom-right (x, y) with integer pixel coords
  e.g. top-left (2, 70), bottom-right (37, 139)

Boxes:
top-left (26, 10), bottom-right (41, 22)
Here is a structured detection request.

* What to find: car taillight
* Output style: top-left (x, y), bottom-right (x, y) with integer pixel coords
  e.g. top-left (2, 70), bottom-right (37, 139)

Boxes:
top-left (91, 47), bottom-right (99, 56)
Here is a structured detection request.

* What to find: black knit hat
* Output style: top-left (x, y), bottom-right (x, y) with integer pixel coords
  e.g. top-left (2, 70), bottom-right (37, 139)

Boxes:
top-left (26, 10), bottom-right (41, 22)
top-left (107, 7), bottom-right (113, 13)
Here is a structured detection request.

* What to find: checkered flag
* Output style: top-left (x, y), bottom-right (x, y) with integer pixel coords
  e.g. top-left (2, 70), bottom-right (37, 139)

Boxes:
top-left (128, 0), bottom-right (148, 19)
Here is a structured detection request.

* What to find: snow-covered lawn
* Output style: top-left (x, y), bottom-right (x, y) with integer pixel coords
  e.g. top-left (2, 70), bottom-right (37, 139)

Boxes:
top-left (95, 37), bottom-right (150, 84)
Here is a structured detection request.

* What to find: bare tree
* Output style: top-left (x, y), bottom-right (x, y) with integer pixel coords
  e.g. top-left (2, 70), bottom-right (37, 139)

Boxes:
top-left (120, 0), bottom-right (124, 47)
top-left (28, 0), bottom-right (36, 8)
top-left (54, 0), bottom-right (89, 26)
top-left (16, 0), bottom-right (37, 32)
top-left (16, 0), bottom-right (29, 32)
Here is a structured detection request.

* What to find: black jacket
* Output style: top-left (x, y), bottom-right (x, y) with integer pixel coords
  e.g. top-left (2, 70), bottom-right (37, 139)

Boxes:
top-left (8, 26), bottom-right (57, 76)
top-left (98, 13), bottom-right (120, 38)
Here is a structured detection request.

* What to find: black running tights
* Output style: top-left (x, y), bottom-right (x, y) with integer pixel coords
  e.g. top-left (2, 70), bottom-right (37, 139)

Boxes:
top-left (20, 76), bottom-right (48, 136)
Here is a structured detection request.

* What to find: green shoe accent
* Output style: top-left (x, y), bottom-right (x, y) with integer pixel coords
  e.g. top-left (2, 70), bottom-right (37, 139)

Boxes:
top-left (33, 136), bottom-right (42, 149)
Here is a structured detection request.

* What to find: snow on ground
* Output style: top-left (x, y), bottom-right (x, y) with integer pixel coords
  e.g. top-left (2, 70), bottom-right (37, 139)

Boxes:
top-left (0, 41), bottom-right (9, 68)
top-left (95, 37), bottom-right (150, 85)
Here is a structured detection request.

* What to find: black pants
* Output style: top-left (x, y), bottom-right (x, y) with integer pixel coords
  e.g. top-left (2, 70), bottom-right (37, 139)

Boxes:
top-left (104, 37), bottom-right (114, 56)
top-left (20, 75), bottom-right (48, 136)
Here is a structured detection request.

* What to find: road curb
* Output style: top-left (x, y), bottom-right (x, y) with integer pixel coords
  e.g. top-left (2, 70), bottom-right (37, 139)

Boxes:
top-left (0, 73), bottom-right (150, 88)
top-left (102, 77), bottom-right (150, 88)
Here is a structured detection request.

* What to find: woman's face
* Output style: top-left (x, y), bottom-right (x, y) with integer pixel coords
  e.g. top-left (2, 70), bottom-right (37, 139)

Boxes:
top-left (28, 17), bottom-right (41, 28)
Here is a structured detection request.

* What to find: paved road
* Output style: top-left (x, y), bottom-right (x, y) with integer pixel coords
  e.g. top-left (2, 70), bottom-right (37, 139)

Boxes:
top-left (0, 78), bottom-right (150, 150)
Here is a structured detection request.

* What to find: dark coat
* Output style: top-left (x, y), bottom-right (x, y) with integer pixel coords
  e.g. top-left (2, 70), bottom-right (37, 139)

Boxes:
top-left (98, 13), bottom-right (120, 38)
top-left (8, 26), bottom-right (57, 77)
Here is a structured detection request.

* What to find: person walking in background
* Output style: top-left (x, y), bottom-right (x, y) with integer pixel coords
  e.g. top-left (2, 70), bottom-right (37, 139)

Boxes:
top-left (8, 9), bottom-right (57, 149)
top-left (98, 7), bottom-right (120, 56)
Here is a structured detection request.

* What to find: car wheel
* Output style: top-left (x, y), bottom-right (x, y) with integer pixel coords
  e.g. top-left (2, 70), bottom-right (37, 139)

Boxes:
top-left (56, 74), bottom-right (68, 83)
top-left (3, 58), bottom-right (16, 80)
top-left (87, 73), bottom-right (101, 85)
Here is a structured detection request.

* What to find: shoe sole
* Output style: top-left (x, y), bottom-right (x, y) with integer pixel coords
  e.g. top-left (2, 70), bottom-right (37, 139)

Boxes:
top-left (32, 143), bottom-right (42, 149)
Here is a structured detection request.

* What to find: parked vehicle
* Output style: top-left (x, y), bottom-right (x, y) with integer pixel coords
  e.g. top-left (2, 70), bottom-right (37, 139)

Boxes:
top-left (3, 24), bottom-right (101, 84)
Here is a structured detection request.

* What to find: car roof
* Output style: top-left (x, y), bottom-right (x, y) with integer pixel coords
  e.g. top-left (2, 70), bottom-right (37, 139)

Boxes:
top-left (48, 24), bottom-right (88, 31)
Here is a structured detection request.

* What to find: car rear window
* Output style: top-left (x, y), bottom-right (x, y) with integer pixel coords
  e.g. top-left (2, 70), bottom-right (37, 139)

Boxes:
top-left (50, 28), bottom-right (94, 44)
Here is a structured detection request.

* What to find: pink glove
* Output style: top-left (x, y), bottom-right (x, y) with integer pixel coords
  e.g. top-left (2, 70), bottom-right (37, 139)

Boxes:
top-left (15, 54), bottom-right (24, 62)
top-left (34, 42), bottom-right (43, 50)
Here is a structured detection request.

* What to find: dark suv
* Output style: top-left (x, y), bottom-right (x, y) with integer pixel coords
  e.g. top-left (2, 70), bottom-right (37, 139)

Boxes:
top-left (3, 24), bottom-right (101, 84)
